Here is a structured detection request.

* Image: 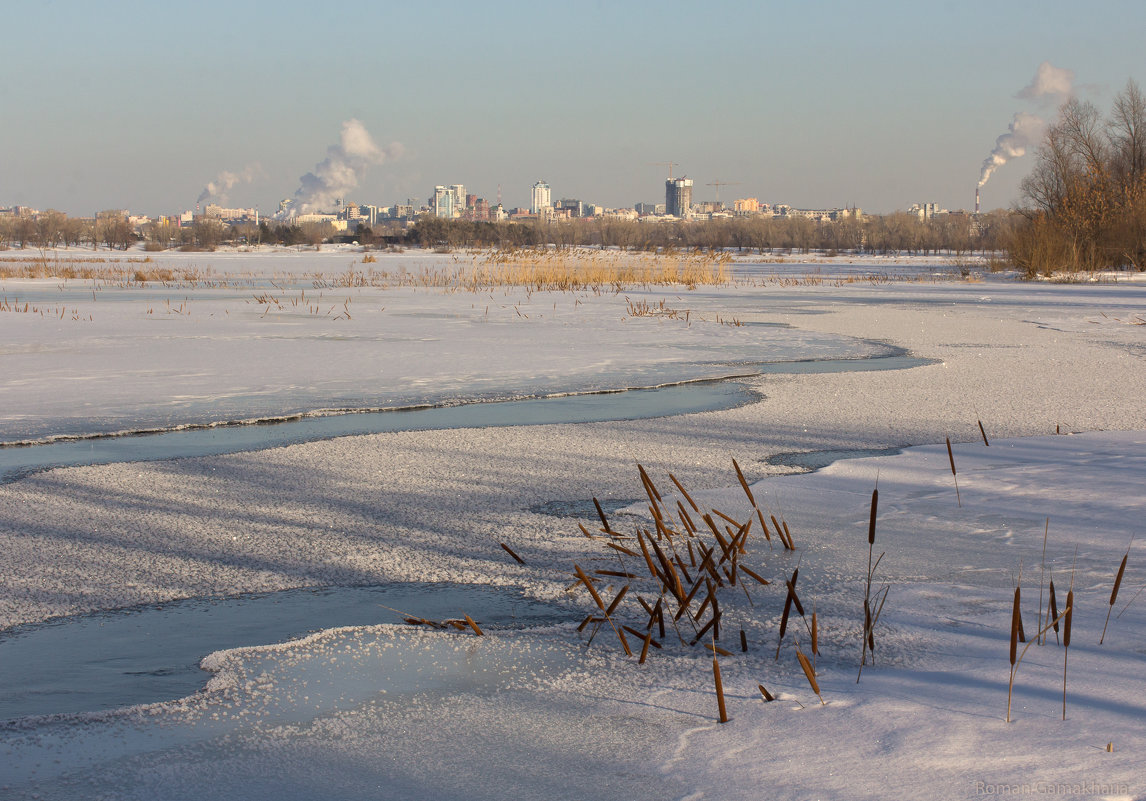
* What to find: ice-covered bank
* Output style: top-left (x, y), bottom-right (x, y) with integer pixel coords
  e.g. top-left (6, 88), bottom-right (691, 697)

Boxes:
top-left (0, 251), bottom-right (1143, 799)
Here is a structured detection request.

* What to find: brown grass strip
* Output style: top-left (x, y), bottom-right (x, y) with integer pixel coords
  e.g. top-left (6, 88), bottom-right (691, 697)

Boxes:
top-left (500, 542), bottom-right (526, 565)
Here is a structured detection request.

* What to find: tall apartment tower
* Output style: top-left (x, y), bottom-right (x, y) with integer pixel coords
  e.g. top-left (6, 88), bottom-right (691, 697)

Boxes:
top-left (666, 177), bottom-right (693, 218)
top-left (531, 180), bottom-right (552, 214)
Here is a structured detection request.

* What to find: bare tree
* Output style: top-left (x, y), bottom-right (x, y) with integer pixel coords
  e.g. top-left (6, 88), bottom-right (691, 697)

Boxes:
top-left (1108, 79), bottom-right (1146, 185)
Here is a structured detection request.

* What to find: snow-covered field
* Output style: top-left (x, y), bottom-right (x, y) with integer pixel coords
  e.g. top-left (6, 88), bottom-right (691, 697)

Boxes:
top-left (0, 247), bottom-right (1143, 800)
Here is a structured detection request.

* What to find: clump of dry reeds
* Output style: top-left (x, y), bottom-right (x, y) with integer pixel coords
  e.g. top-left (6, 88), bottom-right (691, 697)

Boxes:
top-left (559, 455), bottom-right (861, 720)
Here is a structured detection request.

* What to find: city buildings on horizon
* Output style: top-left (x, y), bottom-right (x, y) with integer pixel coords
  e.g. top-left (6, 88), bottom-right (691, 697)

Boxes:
top-left (3, 172), bottom-right (994, 239)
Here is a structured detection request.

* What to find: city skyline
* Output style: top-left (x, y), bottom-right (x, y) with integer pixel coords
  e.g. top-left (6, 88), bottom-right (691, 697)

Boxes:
top-left (3, 1), bottom-right (1145, 217)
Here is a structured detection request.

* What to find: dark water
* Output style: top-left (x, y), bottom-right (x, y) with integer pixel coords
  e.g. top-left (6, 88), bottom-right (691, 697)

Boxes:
top-left (0, 583), bottom-right (559, 722)
top-left (0, 354), bottom-right (930, 483)
top-left (764, 447), bottom-right (904, 472)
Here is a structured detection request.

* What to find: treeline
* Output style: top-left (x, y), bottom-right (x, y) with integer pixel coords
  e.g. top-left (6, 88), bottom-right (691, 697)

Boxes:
top-left (1010, 79), bottom-right (1146, 275)
top-left (2, 208), bottom-right (1019, 257)
top-left (402, 211), bottom-right (1016, 255)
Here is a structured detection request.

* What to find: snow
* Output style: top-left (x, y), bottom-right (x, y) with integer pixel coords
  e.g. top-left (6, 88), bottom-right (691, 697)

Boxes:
top-left (1, 248), bottom-right (1144, 800)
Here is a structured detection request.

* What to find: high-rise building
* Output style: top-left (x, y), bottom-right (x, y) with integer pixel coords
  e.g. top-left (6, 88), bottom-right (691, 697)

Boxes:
top-left (554, 198), bottom-right (584, 217)
top-left (449, 185), bottom-right (465, 213)
top-left (665, 178), bottom-right (693, 218)
top-left (531, 180), bottom-right (552, 215)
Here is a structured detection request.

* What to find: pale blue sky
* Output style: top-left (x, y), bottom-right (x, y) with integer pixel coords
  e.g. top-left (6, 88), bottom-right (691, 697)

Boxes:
top-left (3, 0), bottom-right (1144, 216)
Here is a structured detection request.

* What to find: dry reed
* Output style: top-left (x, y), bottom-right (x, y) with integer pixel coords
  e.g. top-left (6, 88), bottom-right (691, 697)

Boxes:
top-left (1100, 539), bottom-right (1132, 645)
top-left (946, 437), bottom-right (961, 507)
top-left (713, 653), bottom-right (730, 723)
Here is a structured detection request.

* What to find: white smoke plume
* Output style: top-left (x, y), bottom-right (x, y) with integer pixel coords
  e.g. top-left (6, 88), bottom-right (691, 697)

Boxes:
top-left (197, 164), bottom-right (262, 205)
top-left (278, 119), bottom-right (402, 219)
top-left (1016, 61), bottom-right (1075, 105)
top-left (978, 112), bottom-right (1044, 188)
top-left (979, 62), bottom-right (1076, 188)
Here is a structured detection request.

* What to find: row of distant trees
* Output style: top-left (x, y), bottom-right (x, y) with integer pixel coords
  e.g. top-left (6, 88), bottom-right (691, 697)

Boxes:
top-left (0, 209), bottom-right (1018, 257)
top-left (402, 211), bottom-right (1017, 255)
top-left (1009, 79), bottom-right (1146, 275)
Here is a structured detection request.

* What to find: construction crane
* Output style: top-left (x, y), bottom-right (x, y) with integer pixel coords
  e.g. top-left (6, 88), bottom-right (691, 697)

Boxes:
top-left (648, 161), bottom-right (679, 181)
top-left (706, 180), bottom-right (743, 206)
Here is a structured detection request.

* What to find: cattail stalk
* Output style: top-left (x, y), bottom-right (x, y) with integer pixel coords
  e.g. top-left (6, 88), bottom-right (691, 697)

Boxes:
top-left (1100, 543), bottom-right (1131, 645)
top-left (797, 649), bottom-right (825, 705)
top-left (713, 654), bottom-right (729, 723)
top-left (946, 437), bottom-right (961, 507)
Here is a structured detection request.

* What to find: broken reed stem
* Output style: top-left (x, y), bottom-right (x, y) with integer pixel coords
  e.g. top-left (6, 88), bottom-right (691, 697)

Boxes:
top-left (463, 614), bottom-right (484, 636)
top-left (978, 419), bottom-right (990, 446)
top-left (499, 542), bottom-right (526, 565)
top-left (946, 437), bottom-right (961, 507)
top-left (1100, 541), bottom-right (1131, 645)
top-left (758, 683), bottom-right (775, 702)
top-left (797, 649), bottom-right (825, 705)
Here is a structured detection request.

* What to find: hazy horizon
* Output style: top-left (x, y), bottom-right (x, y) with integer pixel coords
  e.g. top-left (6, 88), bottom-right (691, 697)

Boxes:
top-left (3, 0), bottom-right (1144, 217)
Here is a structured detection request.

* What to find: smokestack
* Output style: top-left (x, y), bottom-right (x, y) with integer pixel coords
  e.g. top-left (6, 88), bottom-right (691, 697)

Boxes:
top-left (975, 186), bottom-right (980, 215)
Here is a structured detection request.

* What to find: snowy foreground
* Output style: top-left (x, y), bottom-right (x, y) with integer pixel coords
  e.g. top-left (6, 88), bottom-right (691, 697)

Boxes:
top-left (1, 248), bottom-right (1144, 800)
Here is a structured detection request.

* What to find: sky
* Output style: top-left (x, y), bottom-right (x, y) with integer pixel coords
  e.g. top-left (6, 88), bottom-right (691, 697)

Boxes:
top-left (2, 0), bottom-right (1145, 217)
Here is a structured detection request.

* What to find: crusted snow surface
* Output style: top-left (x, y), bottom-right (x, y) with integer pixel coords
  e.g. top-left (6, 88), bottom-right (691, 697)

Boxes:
top-left (0, 251), bottom-right (1144, 800)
